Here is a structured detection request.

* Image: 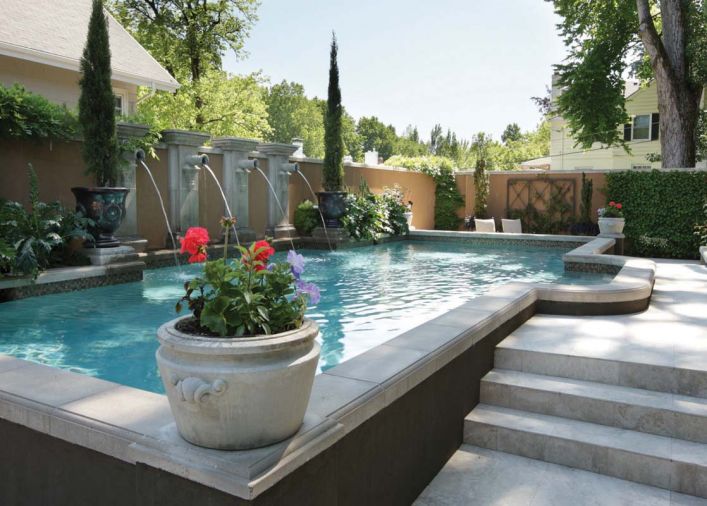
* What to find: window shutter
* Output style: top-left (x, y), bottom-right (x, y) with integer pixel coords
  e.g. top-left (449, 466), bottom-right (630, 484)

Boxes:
top-left (651, 113), bottom-right (659, 140)
top-left (624, 123), bottom-right (632, 141)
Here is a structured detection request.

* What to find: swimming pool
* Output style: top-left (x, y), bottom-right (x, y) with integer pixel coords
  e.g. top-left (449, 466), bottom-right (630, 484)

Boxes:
top-left (0, 240), bottom-right (610, 393)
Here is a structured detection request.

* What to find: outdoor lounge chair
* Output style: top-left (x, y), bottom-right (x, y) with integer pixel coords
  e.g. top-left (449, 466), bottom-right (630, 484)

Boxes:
top-left (502, 218), bottom-right (522, 233)
top-left (475, 218), bottom-right (496, 232)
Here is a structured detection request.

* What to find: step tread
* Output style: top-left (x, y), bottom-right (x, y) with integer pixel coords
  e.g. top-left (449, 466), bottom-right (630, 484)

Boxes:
top-left (483, 369), bottom-right (707, 417)
top-left (497, 315), bottom-right (707, 374)
top-left (466, 404), bottom-right (707, 467)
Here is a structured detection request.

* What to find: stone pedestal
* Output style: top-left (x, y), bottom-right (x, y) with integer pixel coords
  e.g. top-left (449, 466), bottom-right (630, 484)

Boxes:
top-left (598, 233), bottom-right (625, 255)
top-left (162, 130), bottom-right (211, 237)
top-left (257, 143), bottom-right (298, 239)
top-left (81, 245), bottom-right (139, 266)
top-left (212, 136), bottom-right (258, 243)
top-left (116, 122), bottom-right (150, 247)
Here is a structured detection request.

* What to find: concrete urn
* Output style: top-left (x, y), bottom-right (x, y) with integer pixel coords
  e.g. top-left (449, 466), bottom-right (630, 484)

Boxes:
top-left (156, 317), bottom-right (320, 450)
top-left (598, 217), bottom-right (625, 235)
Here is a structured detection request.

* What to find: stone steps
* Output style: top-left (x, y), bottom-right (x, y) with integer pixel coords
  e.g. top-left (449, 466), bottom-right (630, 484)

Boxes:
top-left (464, 404), bottom-right (707, 498)
top-left (481, 369), bottom-right (707, 443)
top-left (495, 345), bottom-right (707, 399)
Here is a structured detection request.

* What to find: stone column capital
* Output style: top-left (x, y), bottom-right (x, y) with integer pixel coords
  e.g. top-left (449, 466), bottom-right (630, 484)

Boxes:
top-left (213, 137), bottom-right (259, 153)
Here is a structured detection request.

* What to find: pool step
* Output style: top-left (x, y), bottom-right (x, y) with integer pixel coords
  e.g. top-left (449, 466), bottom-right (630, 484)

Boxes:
top-left (481, 369), bottom-right (707, 443)
top-left (494, 345), bottom-right (707, 399)
top-left (464, 404), bottom-right (707, 498)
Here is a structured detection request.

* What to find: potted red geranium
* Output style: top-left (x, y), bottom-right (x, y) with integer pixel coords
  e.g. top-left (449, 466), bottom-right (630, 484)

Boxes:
top-left (597, 201), bottom-right (625, 234)
top-left (156, 218), bottom-right (321, 450)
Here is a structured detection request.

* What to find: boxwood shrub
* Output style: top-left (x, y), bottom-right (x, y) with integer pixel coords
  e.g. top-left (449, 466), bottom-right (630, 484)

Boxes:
top-left (605, 170), bottom-right (707, 259)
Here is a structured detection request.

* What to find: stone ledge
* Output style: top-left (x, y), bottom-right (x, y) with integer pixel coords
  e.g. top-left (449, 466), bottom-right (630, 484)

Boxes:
top-left (0, 261), bottom-right (145, 302)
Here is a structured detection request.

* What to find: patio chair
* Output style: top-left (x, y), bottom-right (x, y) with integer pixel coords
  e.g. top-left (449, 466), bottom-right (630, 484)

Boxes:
top-left (502, 219), bottom-right (522, 233)
top-left (474, 218), bottom-right (496, 232)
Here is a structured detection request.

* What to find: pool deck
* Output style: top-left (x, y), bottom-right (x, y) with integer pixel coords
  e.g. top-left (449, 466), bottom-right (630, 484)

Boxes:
top-left (415, 259), bottom-right (707, 505)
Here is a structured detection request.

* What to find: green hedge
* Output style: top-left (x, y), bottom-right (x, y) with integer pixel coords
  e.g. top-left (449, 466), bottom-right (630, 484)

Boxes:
top-left (606, 170), bottom-right (707, 259)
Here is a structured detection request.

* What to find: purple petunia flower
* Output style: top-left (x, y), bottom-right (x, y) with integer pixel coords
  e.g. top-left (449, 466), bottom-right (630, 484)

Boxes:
top-left (287, 250), bottom-right (305, 279)
top-left (295, 279), bottom-right (320, 305)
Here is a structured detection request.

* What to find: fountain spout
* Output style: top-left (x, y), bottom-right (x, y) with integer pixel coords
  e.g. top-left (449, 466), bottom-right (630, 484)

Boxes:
top-left (135, 149), bottom-right (146, 162)
top-left (280, 162), bottom-right (299, 175)
top-left (238, 158), bottom-right (258, 174)
top-left (186, 153), bottom-right (209, 167)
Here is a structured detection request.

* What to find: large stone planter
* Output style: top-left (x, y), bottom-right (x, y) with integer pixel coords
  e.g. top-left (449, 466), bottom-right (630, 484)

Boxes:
top-left (598, 217), bottom-right (625, 235)
top-left (71, 187), bottom-right (129, 248)
top-left (156, 317), bottom-right (320, 450)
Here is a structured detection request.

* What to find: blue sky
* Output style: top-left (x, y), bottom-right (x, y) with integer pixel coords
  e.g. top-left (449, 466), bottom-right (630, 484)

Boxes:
top-left (223, 0), bottom-right (567, 141)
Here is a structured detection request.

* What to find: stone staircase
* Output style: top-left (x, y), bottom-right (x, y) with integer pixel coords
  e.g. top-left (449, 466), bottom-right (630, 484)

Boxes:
top-left (464, 341), bottom-right (707, 498)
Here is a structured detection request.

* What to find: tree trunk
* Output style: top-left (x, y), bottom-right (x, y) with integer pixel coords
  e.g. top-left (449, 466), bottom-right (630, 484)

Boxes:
top-left (636, 0), bottom-right (702, 168)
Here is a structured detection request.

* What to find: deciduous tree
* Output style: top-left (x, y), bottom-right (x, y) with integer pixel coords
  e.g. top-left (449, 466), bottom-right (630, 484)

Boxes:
top-left (551, 0), bottom-right (707, 168)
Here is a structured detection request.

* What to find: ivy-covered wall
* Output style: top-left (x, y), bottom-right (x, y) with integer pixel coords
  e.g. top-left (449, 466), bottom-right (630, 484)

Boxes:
top-left (606, 170), bottom-right (707, 259)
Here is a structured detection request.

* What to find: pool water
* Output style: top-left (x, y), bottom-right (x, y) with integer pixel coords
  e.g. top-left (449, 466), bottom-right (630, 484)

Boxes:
top-left (0, 241), bottom-right (611, 393)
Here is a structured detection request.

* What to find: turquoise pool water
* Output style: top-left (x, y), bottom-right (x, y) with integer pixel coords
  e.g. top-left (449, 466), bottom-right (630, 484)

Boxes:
top-left (0, 241), bottom-right (611, 393)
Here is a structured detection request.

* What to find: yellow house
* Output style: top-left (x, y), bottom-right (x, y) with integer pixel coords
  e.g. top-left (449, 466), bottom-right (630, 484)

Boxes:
top-left (0, 0), bottom-right (178, 116)
top-left (548, 79), bottom-right (700, 170)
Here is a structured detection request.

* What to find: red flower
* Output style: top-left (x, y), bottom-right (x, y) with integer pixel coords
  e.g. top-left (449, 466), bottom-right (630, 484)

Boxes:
top-left (188, 252), bottom-right (207, 264)
top-left (242, 241), bottom-right (275, 271)
top-left (180, 227), bottom-right (209, 255)
top-left (254, 240), bottom-right (275, 270)
top-left (609, 201), bottom-right (616, 207)
top-left (615, 203), bottom-right (622, 209)
top-left (180, 227), bottom-right (209, 263)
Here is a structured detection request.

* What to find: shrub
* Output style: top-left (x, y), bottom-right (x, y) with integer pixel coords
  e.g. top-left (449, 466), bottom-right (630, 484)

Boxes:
top-left (0, 84), bottom-right (77, 141)
top-left (694, 200), bottom-right (707, 247)
top-left (341, 181), bottom-right (409, 241)
top-left (606, 170), bottom-right (707, 259)
top-left (0, 166), bottom-right (93, 277)
top-left (79, 0), bottom-right (119, 186)
top-left (386, 155), bottom-right (464, 230)
top-left (294, 200), bottom-right (322, 236)
top-left (322, 33), bottom-right (344, 191)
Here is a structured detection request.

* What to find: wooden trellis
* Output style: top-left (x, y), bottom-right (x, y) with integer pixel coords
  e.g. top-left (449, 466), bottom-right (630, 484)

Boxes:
top-left (507, 177), bottom-right (576, 213)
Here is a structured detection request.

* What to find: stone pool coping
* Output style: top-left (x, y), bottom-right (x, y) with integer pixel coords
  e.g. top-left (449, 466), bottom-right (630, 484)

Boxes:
top-left (0, 233), bottom-right (656, 501)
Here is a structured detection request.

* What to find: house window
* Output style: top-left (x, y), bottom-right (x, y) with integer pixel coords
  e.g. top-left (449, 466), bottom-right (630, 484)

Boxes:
top-left (113, 88), bottom-right (128, 116)
top-left (623, 113), bottom-right (659, 142)
top-left (632, 114), bottom-right (650, 140)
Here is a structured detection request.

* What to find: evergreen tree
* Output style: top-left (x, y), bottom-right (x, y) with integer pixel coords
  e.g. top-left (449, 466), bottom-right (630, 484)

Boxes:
top-left (79, 0), bottom-right (118, 186)
top-left (323, 32), bottom-right (345, 191)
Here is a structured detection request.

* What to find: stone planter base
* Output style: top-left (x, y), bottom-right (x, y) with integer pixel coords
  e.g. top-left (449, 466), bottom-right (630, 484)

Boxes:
top-left (598, 217), bottom-right (625, 235)
top-left (157, 318), bottom-right (320, 450)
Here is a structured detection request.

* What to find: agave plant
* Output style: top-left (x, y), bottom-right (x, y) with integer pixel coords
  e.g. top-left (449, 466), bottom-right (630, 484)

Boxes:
top-left (0, 165), bottom-right (93, 277)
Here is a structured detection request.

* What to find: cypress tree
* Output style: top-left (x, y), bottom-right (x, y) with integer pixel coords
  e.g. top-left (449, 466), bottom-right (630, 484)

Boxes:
top-left (322, 32), bottom-right (344, 191)
top-left (79, 0), bottom-right (119, 187)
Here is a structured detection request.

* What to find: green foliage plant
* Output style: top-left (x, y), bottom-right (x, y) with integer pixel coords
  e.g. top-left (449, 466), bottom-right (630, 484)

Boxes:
top-left (606, 170), bottom-right (707, 258)
top-left (0, 84), bottom-right (77, 141)
top-left (579, 172), bottom-right (594, 224)
top-left (341, 181), bottom-right (409, 241)
top-left (695, 200), bottom-right (707, 247)
top-left (322, 33), bottom-right (345, 191)
top-left (294, 200), bottom-right (322, 236)
top-left (79, 0), bottom-right (119, 187)
top-left (0, 166), bottom-right (93, 277)
top-left (386, 155), bottom-right (464, 230)
top-left (472, 133), bottom-right (491, 218)
top-left (176, 223), bottom-right (319, 337)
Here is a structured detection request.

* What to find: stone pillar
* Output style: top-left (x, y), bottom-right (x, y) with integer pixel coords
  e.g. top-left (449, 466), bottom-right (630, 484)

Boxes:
top-left (212, 137), bottom-right (259, 242)
top-left (162, 130), bottom-right (211, 236)
top-left (257, 143), bottom-right (298, 239)
top-left (115, 122), bottom-right (150, 252)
